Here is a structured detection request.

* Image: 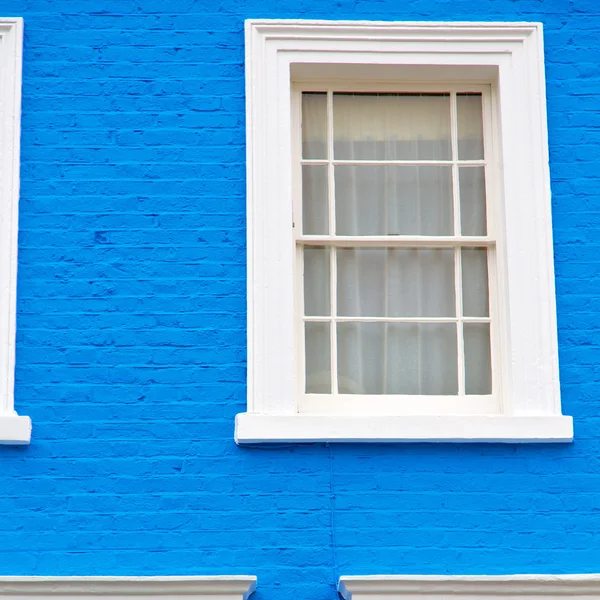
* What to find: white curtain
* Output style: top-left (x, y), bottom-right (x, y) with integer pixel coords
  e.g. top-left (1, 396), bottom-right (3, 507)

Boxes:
top-left (303, 93), bottom-right (491, 395)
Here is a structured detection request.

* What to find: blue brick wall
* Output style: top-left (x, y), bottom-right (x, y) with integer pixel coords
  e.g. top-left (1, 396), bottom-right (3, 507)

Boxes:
top-left (0, 1), bottom-right (599, 599)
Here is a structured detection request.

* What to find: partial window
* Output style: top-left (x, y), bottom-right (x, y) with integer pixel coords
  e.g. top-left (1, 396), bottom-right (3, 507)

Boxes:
top-left (338, 575), bottom-right (600, 599)
top-left (0, 18), bottom-right (30, 444)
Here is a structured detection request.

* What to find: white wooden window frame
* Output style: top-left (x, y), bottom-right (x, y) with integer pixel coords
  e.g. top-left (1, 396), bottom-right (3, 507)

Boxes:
top-left (236, 19), bottom-right (573, 444)
top-left (338, 575), bottom-right (600, 599)
top-left (294, 82), bottom-right (499, 416)
top-left (0, 17), bottom-right (30, 445)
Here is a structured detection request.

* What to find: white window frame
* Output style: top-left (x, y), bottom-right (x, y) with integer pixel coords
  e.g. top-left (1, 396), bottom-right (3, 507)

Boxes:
top-left (294, 82), bottom-right (499, 416)
top-left (338, 575), bottom-right (600, 599)
top-left (0, 17), bottom-right (29, 445)
top-left (236, 19), bottom-right (573, 444)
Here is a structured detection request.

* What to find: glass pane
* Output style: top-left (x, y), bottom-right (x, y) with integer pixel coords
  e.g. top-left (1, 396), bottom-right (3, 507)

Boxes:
top-left (302, 165), bottom-right (328, 234)
top-left (462, 248), bottom-right (489, 317)
top-left (337, 322), bottom-right (458, 394)
top-left (333, 93), bottom-right (451, 160)
top-left (460, 167), bottom-right (487, 236)
top-left (457, 93), bottom-right (484, 160)
top-left (302, 92), bottom-right (327, 159)
top-left (335, 165), bottom-right (453, 236)
top-left (304, 246), bottom-right (330, 317)
top-left (337, 248), bottom-right (455, 317)
top-left (464, 323), bottom-right (492, 394)
top-left (305, 321), bottom-right (331, 393)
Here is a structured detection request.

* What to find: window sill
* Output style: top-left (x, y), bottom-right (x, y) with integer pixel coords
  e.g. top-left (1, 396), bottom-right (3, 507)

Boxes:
top-left (235, 413), bottom-right (573, 444)
top-left (0, 415), bottom-right (32, 444)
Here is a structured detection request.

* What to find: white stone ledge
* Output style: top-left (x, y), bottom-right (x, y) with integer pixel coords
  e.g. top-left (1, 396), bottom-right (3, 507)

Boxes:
top-left (0, 415), bottom-right (31, 444)
top-left (235, 414), bottom-right (573, 444)
top-left (338, 574), bottom-right (600, 598)
top-left (0, 576), bottom-right (257, 599)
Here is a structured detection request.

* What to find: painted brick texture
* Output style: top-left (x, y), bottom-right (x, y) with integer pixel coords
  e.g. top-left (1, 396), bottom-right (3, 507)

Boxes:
top-left (0, 1), bottom-right (598, 600)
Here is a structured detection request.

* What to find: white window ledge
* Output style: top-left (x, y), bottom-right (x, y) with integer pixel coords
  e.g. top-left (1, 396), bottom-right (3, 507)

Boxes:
top-left (339, 575), bottom-right (600, 598)
top-left (0, 576), bottom-right (257, 599)
top-left (235, 414), bottom-right (573, 444)
top-left (0, 415), bottom-right (31, 444)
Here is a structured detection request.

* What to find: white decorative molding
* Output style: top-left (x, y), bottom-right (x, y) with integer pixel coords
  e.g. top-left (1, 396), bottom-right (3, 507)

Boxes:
top-left (0, 576), bottom-right (257, 599)
top-left (240, 19), bottom-right (572, 444)
top-left (0, 17), bottom-right (29, 445)
top-left (339, 575), bottom-right (600, 598)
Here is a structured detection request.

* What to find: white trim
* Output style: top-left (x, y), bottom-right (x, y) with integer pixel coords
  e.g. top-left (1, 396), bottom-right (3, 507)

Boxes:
top-left (338, 574), bottom-right (600, 598)
top-left (241, 19), bottom-right (571, 443)
top-left (299, 394), bottom-right (499, 415)
top-left (0, 18), bottom-right (29, 444)
top-left (0, 415), bottom-right (31, 444)
top-left (236, 414), bottom-right (573, 443)
top-left (0, 576), bottom-right (257, 599)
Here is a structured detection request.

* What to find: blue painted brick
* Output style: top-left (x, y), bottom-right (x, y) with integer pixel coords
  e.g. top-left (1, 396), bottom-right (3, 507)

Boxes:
top-left (0, 1), bottom-right (599, 600)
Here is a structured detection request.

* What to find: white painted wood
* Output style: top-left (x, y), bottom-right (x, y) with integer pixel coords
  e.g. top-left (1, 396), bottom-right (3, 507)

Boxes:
top-left (298, 236), bottom-right (493, 247)
top-left (242, 20), bottom-right (570, 443)
top-left (0, 18), bottom-right (29, 444)
top-left (0, 415), bottom-right (31, 444)
top-left (338, 574), bottom-right (600, 598)
top-left (301, 161), bottom-right (487, 166)
top-left (0, 576), bottom-right (257, 600)
top-left (304, 317), bottom-right (491, 323)
top-left (235, 414), bottom-right (573, 443)
top-left (326, 90), bottom-right (338, 396)
top-left (298, 394), bottom-right (499, 415)
top-left (450, 91), bottom-right (465, 397)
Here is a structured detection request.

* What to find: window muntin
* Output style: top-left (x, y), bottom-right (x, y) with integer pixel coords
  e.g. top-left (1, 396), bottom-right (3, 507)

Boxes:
top-left (296, 84), bottom-right (498, 415)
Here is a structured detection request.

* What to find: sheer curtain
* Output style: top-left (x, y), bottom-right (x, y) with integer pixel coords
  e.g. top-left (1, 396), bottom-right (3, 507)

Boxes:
top-left (334, 93), bottom-right (455, 395)
top-left (303, 92), bottom-right (491, 396)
